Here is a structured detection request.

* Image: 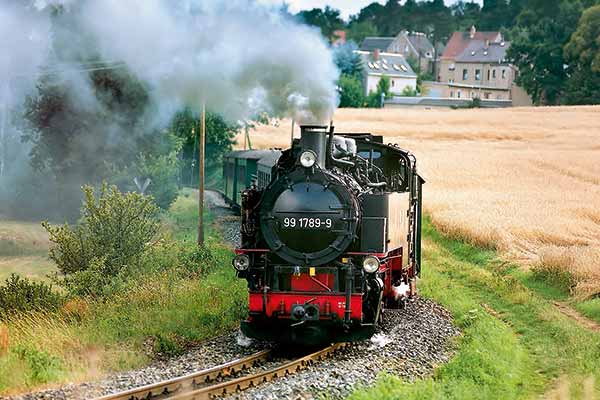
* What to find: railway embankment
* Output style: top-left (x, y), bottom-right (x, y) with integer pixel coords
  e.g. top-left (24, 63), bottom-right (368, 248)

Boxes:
top-left (5, 189), bottom-right (599, 399)
top-left (350, 217), bottom-right (600, 400)
top-left (0, 188), bottom-right (246, 397)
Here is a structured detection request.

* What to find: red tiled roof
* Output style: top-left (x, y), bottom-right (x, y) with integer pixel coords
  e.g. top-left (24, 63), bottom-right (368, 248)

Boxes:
top-left (441, 31), bottom-right (501, 59)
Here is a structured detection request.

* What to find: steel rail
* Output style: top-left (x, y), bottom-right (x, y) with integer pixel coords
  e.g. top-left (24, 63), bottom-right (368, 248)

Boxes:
top-left (96, 349), bottom-right (272, 400)
top-left (168, 343), bottom-right (347, 400)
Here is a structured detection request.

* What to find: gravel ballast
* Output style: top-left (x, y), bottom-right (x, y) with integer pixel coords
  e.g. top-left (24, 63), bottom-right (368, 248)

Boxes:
top-left (5, 191), bottom-right (460, 400)
top-left (228, 297), bottom-right (459, 400)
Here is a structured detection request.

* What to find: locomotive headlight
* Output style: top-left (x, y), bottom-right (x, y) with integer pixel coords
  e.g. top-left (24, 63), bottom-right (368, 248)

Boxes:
top-left (363, 256), bottom-right (380, 273)
top-left (233, 254), bottom-right (250, 271)
top-left (299, 150), bottom-right (317, 168)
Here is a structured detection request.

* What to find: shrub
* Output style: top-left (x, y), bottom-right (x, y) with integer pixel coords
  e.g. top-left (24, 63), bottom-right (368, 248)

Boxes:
top-left (367, 75), bottom-right (392, 108)
top-left (338, 74), bottom-right (366, 108)
top-left (134, 140), bottom-right (182, 210)
top-left (42, 184), bottom-right (160, 296)
top-left (400, 85), bottom-right (417, 97)
top-left (532, 261), bottom-right (578, 294)
top-left (13, 344), bottom-right (62, 384)
top-left (180, 244), bottom-right (218, 276)
top-left (0, 275), bottom-right (63, 318)
top-left (153, 333), bottom-right (185, 357)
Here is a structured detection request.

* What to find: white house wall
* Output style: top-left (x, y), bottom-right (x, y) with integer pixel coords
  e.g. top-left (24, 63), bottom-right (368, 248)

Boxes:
top-left (366, 75), bottom-right (417, 96)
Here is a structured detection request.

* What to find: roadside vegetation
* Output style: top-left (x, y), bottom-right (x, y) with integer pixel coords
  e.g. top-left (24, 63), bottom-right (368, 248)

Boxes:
top-left (0, 221), bottom-right (54, 282)
top-left (0, 187), bottom-right (245, 394)
top-left (351, 217), bottom-right (600, 400)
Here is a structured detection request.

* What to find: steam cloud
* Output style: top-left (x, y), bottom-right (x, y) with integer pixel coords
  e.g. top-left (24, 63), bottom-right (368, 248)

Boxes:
top-left (0, 0), bottom-right (339, 218)
top-left (80, 0), bottom-right (339, 124)
top-left (2, 0), bottom-right (339, 124)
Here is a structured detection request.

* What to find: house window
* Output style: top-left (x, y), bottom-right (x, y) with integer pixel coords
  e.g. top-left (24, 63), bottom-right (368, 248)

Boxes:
top-left (470, 91), bottom-right (475, 98)
top-left (450, 91), bottom-right (454, 97)
top-left (487, 70), bottom-right (491, 80)
top-left (475, 69), bottom-right (481, 81)
top-left (391, 79), bottom-right (395, 87)
top-left (502, 69), bottom-right (506, 79)
top-left (449, 78), bottom-right (454, 83)
top-left (492, 69), bottom-right (496, 79)
top-left (457, 90), bottom-right (461, 98)
top-left (449, 63), bottom-right (455, 71)
top-left (462, 69), bottom-right (468, 80)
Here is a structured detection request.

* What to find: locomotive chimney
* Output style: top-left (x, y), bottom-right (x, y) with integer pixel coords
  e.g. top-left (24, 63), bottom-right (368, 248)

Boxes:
top-left (300, 125), bottom-right (328, 168)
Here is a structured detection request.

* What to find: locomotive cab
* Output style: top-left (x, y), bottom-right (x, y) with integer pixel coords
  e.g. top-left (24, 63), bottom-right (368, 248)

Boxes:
top-left (233, 125), bottom-right (423, 345)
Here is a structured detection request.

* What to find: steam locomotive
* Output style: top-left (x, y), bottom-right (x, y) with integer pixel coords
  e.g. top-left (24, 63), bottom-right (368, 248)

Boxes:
top-left (228, 125), bottom-right (423, 345)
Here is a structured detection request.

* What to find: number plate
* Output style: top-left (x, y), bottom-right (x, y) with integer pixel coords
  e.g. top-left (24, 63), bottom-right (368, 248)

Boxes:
top-left (281, 217), bottom-right (333, 229)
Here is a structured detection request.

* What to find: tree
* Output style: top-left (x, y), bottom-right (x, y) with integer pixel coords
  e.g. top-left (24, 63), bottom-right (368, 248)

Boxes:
top-left (451, 1), bottom-right (482, 31)
top-left (480, 0), bottom-right (512, 30)
top-left (170, 108), bottom-right (238, 186)
top-left (508, 0), bottom-right (585, 104)
top-left (563, 5), bottom-right (600, 104)
top-left (421, 0), bottom-right (455, 44)
top-left (296, 6), bottom-right (344, 40)
top-left (379, 0), bottom-right (403, 36)
top-left (338, 74), bottom-right (365, 108)
top-left (367, 75), bottom-right (392, 107)
top-left (333, 42), bottom-right (364, 78)
top-left (346, 20), bottom-right (379, 44)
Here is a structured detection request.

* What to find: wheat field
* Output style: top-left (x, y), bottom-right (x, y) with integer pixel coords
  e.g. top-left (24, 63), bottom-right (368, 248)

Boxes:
top-left (240, 106), bottom-right (600, 298)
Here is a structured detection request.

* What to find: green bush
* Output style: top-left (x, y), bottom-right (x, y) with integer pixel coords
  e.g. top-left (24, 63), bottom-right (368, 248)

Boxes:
top-left (42, 184), bottom-right (160, 296)
top-left (531, 263), bottom-right (577, 294)
top-left (400, 85), bottom-right (417, 97)
top-left (367, 75), bottom-right (392, 108)
top-left (13, 344), bottom-right (62, 384)
top-left (153, 333), bottom-right (185, 357)
top-left (0, 274), bottom-right (63, 318)
top-left (134, 137), bottom-right (182, 210)
top-left (338, 74), bottom-right (366, 108)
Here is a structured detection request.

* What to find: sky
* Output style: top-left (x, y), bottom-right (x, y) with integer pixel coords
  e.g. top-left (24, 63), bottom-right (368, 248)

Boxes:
top-left (258, 0), bottom-right (484, 20)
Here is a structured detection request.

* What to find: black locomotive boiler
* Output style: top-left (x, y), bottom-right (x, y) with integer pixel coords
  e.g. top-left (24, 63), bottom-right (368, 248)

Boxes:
top-left (232, 125), bottom-right (423, 344)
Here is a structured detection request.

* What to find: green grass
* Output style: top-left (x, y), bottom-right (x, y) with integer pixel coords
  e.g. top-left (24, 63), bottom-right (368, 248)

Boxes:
top-left (0, 190), bottom-right (246, 394)
top-left (576, 298), bottom-right (600, 325)
top-left (515, 260), bottom-right (600, 326)
top-left (0, 220), bottom-right (54, 281)
top-left (350, 217), bottom-right (600, 400)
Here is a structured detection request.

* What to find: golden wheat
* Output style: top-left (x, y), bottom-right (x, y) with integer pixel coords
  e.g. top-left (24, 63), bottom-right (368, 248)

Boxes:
top-left (245, 106), bottom-right (600, 297)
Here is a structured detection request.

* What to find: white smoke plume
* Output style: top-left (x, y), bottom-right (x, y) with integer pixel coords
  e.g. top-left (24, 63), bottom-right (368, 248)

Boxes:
top-left (78, 0), bottom-right (338, 124)
top-left (1, 0), bottom-right (339, 131)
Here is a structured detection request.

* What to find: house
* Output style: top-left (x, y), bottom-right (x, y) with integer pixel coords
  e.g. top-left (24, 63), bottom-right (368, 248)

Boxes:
top-left (360, 30), bottom-right (436, 74)
top-left (356, 50), bottom-right (417, 97)
top-left (435, 26), bottom-right (530, 104)
top-left (332, 30), bottom-right (346, 47)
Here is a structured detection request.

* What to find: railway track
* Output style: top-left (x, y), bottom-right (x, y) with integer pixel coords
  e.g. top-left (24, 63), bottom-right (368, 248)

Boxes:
top-left (97, 343), bottom-right (347, 400)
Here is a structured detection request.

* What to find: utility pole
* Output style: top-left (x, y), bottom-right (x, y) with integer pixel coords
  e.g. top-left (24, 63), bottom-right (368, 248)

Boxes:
top-left (244, 124), bottom-right (253, 150)
top-left (198, 102), bottom-right (206, 247)
top-left (0, 84), bottom-right (7, 179)
top-left (290, 119), bottom-right (295, 147)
